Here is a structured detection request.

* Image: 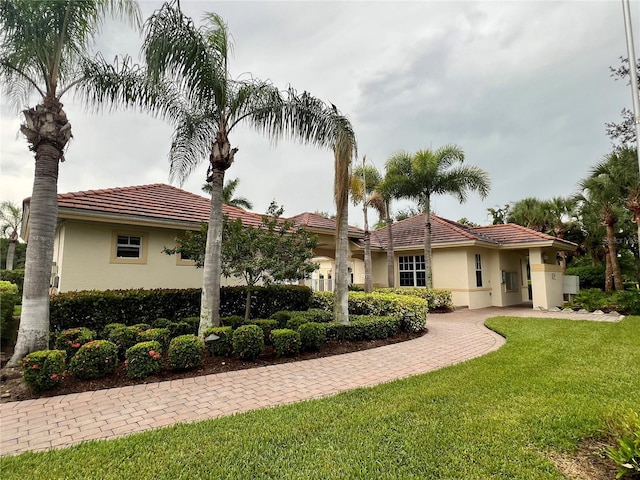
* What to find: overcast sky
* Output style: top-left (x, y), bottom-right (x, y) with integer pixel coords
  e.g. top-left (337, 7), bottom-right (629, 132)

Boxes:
top-left (1, 0), bottom-right (638, 229)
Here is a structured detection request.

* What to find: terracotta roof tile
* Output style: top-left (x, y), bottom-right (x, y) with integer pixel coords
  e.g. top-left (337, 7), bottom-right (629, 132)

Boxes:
top-left (55, 183), bottom-right (264, 228)
top-left (471, 223), bottom-right (577, 247)
top-left (289, 212), bottom-right (364, 236)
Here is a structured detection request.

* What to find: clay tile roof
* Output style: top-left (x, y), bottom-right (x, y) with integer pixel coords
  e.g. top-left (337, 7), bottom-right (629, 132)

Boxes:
top-left (371, 214), bottom-right (576, 250)
top-left (471, 223), bottom-right (577, 248)
top-left (55, 183), bottom-right (264, 228)
top-left (289, 212), bottom-right (364, 236)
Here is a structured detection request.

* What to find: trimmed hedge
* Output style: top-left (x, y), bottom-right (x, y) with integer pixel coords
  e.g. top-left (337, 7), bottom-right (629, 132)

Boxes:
top-left (137, 328), bottom-right (170, 351)
top-left (270, 329), bottom-right (300, 357)
top-left (286, 315), bottom-right (310, 331)
top-left (565, 265), bottom-right (605, 290)
top-left (251, 319), bottom-right (279, 345)
top-left (203, 326), bottom-right (234, 356)
top-left (125, 341), bottom-right (163, 379)
top-left (221, 315), bottom-right (247, 330)
top-left (69, 340), bottom-right (118, 380)
top-left (168, 335), bottom-right (204, 371)
top-left (22, 349), bottom-right (65, 392)
top-left (232, 324), bottom-right (264, 361)
top-left (376, 288), bottom-right (453, 312)
top-left (325, 316), bottom-right (401, 341)
top-left (311, 291), bottom-right (427, 323)
top-left (108, 325), bottom-right (147, 359)
top-left (0, 281), bottom-right (18, 347)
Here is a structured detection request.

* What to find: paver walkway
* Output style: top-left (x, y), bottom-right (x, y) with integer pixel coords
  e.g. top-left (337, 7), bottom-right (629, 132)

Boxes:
top-left (0, 306), bottom-right (621, 456)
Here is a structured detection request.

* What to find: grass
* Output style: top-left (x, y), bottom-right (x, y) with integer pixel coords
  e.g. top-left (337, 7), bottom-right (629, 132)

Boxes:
top-left (2, 315), bottom-right (639, 479)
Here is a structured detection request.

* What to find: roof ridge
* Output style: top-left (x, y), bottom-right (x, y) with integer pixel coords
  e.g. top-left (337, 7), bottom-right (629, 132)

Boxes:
top-left (430, 214), bottom-right (478, 240)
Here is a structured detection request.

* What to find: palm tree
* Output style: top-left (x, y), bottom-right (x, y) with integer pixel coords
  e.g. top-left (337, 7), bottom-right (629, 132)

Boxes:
top-left (507, 197), bottom-right (551, 232)
top-left (136, 3), bottom-right (356, 331)
top-left (385, 145), bottom-right (490, 288)
top-left (350, 157), bottom-right (382, 292)
top-left (545, 196), bottom-right (577, 271)
top-left (0, 0), bottom-right (141, 366)
top-left (0, 201), bottom-right (22, 271)
top-left (203, 178), bottom-right (253, 210)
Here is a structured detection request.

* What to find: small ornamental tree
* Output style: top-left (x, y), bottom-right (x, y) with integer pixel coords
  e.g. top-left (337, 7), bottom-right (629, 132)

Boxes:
top-left (166, 202), bottom-right (318, 320)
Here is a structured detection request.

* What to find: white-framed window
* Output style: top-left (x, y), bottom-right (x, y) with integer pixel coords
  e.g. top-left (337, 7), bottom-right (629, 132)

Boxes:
top-left (399, 255), bottom-right (426, 287)
top-left (111, 231), bottom-right (148, 264)
top-left (475, 254), bottom-right (483, 287)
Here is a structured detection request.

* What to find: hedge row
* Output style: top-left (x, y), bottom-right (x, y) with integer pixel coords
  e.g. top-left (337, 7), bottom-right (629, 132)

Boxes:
top-left (571, 289), bottom-right (640, 315)
top-left (49, 285), bottom-right (312, 333)
top-left (0, 281), bottom-right (19, 347)
top-left (375, 288), bottom-right (453, 312)
top-left (0, 269), bottom-right (24, 298)
top-left (311, 291), bottom-right (428, 320)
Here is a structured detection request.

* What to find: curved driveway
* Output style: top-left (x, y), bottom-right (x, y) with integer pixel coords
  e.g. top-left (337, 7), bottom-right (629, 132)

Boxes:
top-left (0, 306), bottom-right (619, 456)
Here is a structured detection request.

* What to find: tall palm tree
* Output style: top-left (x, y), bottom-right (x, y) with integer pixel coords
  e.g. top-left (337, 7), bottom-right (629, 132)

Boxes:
top-left (0, 0), bottom-right (141, 366)
top-left (203, 177), bottom-right (253, 210)
top-left (545, 196), bottom-right (577, 271)
top-left (507, 197), bottom-right (551, 232)
top-left (135, 3), bottom-right (356, 331)
top-left (385, 145), bottom-right (490, 288)
top-left (350, 158), bottom-right (382, 292)
top-left (0, 201), bottom-right (22, 271)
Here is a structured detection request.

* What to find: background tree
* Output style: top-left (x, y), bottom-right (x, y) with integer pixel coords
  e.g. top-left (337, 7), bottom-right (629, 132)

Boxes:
top-left (202, 177), bottom-right (253, 210)
top-left (350, 157), bottom-right (382, 292)
top-left (166, 202), bottom-right (318, 320)
top-left (0, 0), bottom-right (141, 366)
top-left (394, 206), bottom-right (421, 222)
top-left (385, 145), bottom-right (490, 288)
top-left (487, 204), bottom-right (510, 225)
top-left (129, 3), bottom-right (355, 332)
top-left (507, 197), bottom-right (550, 232)
top-left (606, 57), bottom-right (640, 149)
top-left (0, 201), bottom-right (22, 270)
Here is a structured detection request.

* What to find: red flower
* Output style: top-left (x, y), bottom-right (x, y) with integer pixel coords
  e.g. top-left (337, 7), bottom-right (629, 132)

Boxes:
top-left (31, 364), bottom-right (39, 369)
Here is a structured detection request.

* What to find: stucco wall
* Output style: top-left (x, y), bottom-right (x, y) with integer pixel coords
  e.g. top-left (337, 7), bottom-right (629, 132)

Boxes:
top-left (56, 220), bottom-right (206, 292)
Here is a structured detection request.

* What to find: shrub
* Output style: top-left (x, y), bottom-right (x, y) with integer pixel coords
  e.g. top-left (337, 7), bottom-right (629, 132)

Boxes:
top-left (251, 319), bottom-right (279, 345)
top-left (168, 321), bottom-right (193, 338)
top-left (270, 311), bottom-right (293, 328)
top-left (604, 410), bottom-right (640, 479)
top-left (292, 308), bottom-right (333, 323)
top-left (0, 281), bottom-right (19, 348)
top-left (181, 316), bottom-right (200, 335)
top-left (270, 329), bottom-right (300, 357)
top-left (311, 291), bottom-right (428, 319)
top-left (152, 317), bottom-right (172, 329)
top-left (286, 314), bottom-right (310, 331)
top-left (137, 328), bottom-right (170, 351)
top-left (221, 315), bottom-right (246, 330)
top-left (401, 312), bottom-right (427, 333)
top-left (203, 326), bottom-right (233, 356)
top-left (107, 325), bottom-right (144, 359)
top-left (125, 341), bottom-right (163, 379)
top-left (0, 269), bottom-right (24, 297)
top-left (168, 335), bottom-right (204, 371)
top-left (53, 327), bottom-right (95, 361)
top-left (566, 265), bottom-right (605, 290)
top-left (131, 323), bottom-right (152, 332)
top-left (299, 322), bottom-right (326, 351)
top-left (100, 323), bottom-right (126, 340)
top-left (232, 324), bottom-right (264, 361)
top-left (572, 289), bottom-right (640, 315)
top-left (377, 288), bottom-right (453, 312)
top-left (21, 349), bottom-right (65, 392)
top-left (69, 340), bottom-right (118, 380)
top-left (325, 316), bottom-right (401, 341)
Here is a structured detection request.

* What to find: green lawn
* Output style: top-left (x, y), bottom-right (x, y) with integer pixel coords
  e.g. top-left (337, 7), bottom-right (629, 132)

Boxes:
top-left (2, 316), bottom-right (639, 479)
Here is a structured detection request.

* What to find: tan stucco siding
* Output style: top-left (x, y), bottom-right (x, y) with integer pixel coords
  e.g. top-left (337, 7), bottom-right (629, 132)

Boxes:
top-left (56, 221), bottom-right (204, 292)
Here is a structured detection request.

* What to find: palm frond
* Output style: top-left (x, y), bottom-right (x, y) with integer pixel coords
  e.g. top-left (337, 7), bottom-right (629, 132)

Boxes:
top-left (168, 109), bottom-right (217, 185)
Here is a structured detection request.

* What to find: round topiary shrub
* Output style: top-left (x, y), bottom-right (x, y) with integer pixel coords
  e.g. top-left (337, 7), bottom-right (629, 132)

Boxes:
top-left (152, 317), bottom-right (172, 329)
top-left (232, 324), bottom-right (264, 361)
top-left (168, 335), bottom-right (204, 371)
top-left (100, 322), bottom-right (126, 340)
top-left (69, 340), bottom-right (118, 380)
top-left (53, 327), bottom-right (96, 361)
top-left (269, 311), bottom-right (293, 328)
top-left (203, 326), bottom-right (233, 356)
top-left (131, 323), bottom-right (151, 332)
top-left (251, 319), bottom-right (279, 345)
top-left (107, 325), bottom-right (142, 359)
top-left (137, 328), bottom-right (170, 352)
top-left (22, 349), bottom-right (66, 392)
top-left (285, 315), bottom-right (309, 331)
top-left (168, 321), bottom-right (193, 339)
top-left (125, 341), bottom-right (163, 379)
top-left (299, 322), bottom-right (327, 351)
top-left (270, 329), bottom-right (300, 357)
top-left (180, 316), bottom-right (200, 335)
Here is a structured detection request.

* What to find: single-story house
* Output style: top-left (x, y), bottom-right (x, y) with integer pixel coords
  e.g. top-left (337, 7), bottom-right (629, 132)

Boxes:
top-left (21, 183), bottom-right (577, 310)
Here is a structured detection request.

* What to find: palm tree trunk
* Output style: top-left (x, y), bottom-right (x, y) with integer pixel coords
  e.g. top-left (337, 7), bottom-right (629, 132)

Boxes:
top-left (605, 223), bottom-right (624, 290)
top-left (363, 204), bottom-right (373, 293)
top-left (5, 238), bottom-right (16, 271)
top-left (199, 167), bottom-right (224, 335)
top-left (604, 247), bottom-right (613, 292)
top-left (423, 195), bottom-right (433, 288)
top-left (334, 183), bottom-right (350, 325)
top-left (8, 145), bottom-right (59, 366)
top-left (385, 202), bottom-right (395, 288)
